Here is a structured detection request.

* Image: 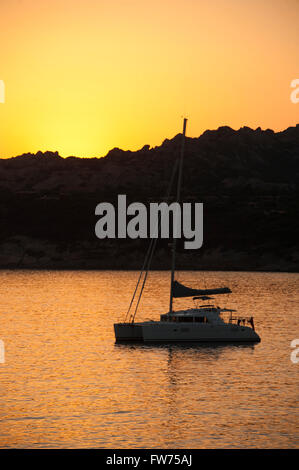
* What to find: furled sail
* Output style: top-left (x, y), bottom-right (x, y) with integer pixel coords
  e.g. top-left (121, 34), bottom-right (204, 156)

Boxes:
top-left (173, 280), bottom-right (231, 298)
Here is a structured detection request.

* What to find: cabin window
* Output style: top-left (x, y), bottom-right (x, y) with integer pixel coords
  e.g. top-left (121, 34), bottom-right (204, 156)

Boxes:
top-left (194, 316), bottom-right (206, 323)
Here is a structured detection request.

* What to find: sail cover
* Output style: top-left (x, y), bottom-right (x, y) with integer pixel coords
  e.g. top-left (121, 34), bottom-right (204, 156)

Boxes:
top-left (173, 280), bottom-right (231, 298)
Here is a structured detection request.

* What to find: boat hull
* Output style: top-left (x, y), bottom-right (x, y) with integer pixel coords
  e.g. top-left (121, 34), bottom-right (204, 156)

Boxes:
top-left (114, 322), bottom-right (260, 343)
top-left (142, 322), bottom-right (260, 342)
top-left (114, 323), bottom-right (143, 342)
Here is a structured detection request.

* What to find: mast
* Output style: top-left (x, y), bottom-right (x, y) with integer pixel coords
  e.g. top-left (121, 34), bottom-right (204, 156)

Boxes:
top-left (169, 117), bottom-right (188, 313)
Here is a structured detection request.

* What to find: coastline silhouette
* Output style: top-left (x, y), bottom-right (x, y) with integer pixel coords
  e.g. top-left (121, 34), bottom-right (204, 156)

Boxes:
top-left (0, 125), bottom-right (298, 271)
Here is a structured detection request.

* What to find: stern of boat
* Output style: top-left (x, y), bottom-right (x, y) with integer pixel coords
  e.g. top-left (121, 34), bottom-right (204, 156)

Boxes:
top-left (114, 323), bottom-right (143, 342)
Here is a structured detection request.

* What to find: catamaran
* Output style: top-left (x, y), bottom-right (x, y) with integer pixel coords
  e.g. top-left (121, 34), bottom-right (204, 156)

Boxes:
top-left (114, 119), bottom-right (261, 343)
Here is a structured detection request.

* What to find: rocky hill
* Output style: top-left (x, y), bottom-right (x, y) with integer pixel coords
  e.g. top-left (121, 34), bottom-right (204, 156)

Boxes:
top-left (0, 124), bottom-right (298, 271)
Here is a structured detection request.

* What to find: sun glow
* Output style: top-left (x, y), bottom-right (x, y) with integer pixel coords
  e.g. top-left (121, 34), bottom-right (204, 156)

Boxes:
top-left (0, 0), bottom-right (298, 158)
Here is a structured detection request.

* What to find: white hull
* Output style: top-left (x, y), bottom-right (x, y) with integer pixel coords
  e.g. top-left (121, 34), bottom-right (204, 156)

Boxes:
top-left (114, 321), bottom-right (260, 343)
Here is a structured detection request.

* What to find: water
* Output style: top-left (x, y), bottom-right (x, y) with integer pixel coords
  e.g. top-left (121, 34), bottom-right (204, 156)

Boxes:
top-left (0, 270), bottom-right (298, 448)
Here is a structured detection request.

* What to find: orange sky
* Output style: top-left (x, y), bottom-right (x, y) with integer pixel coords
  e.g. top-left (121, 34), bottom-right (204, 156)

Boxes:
top-left (0, 0), bottom-right (298, 158)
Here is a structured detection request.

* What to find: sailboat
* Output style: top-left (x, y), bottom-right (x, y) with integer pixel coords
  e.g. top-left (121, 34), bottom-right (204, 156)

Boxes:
top-left (114, 119), bottom-right (261, 343)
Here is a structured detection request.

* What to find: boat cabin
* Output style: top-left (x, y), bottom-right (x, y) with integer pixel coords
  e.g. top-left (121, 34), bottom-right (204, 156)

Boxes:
top-left (160, 306), bottom-right (225, 324)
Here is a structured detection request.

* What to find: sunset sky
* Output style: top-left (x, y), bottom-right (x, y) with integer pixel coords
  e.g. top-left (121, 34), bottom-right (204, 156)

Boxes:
top-left (0, 0), bottom-right (298, 158)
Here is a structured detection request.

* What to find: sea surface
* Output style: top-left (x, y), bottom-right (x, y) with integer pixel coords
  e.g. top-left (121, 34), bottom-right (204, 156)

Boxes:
top-left (0, 270), bottom-right (298, 448)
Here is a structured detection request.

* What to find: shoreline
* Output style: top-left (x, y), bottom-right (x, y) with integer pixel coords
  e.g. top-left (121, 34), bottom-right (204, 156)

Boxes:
top-left (0, 266), bottom-right (298, 273)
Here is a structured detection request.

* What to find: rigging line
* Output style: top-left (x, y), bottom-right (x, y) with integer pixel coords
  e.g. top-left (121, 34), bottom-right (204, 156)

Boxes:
top-left (131, 159), bottom-right (179, 323)
top-left (124, 236), bottom-right (155, 322)
top-left (131, 232), bottom-right (158, 323)
top-left (125, 165), bottom-right (176, 321)
top-left (125, 159), bottom-right (178, 321)
top-left (132, 159), bottom-right (179, 323)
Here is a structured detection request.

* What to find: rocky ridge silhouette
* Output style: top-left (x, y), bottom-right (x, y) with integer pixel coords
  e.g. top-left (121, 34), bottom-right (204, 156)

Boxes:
top-left (0, 124), bottom-right (298, 270)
